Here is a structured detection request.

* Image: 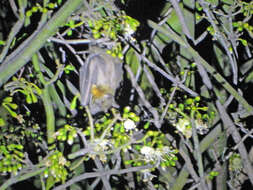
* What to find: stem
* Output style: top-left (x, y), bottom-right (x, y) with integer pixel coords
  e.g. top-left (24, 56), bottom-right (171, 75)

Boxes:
top-left (191, 111), bottom-right (207, 190)
top-left (85, 106), bottom-right (95, 141)
top-left (41, 87), bottom-right (55, 147)
top-left (32, 54), bottom-right (55, 147)
top-left (32, 54), bottom-right (46, 85)
top-left (99, 116), bottom-right (118, 140)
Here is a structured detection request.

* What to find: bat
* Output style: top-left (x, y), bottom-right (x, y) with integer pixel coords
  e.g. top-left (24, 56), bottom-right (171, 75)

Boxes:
top-left (79, 47), bottom-right (123, 114)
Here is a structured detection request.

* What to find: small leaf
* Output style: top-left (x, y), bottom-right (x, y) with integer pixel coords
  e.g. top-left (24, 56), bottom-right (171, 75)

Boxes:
top-left (26, 94), bottom-right (32, 104)
top-left (46, 175), bottom-right (56, 190)
top-left (30, 91), bottom-right (38, 103)
top-left (67, 30), bottom-right (72, 36)
top-left (0, 118), bottom-right (5, 127)
top-left (8, 103), bottom-right (18, 110)
top-left (70, 95), bottom-right (78, 110)
top-left (26, 10), bottom-right (33, 17)
top-left (7, 107), bottom-right (18, 118)
top-left (47, 3), bottom-right (56, 9)
top-left (144, 122), bottom-right (150, 129)
top-left (0, 40), bottom-right (5, 45)
top-left (240, 38), bottom-right (248, 46)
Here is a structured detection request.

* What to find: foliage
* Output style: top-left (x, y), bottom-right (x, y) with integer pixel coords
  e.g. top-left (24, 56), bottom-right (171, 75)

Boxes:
top-left (0, 0), bottom-right (253, 189)
top-left (0, 144), bottom-right (24, 175)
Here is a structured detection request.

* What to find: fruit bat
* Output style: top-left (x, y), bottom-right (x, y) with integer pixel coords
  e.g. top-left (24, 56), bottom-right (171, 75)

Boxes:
top-left (79, 47), bottom-right (123, 114)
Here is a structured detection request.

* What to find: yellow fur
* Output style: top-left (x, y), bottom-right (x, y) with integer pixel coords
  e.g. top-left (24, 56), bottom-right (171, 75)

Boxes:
top-left (91, 85), bottom-right (112, 99)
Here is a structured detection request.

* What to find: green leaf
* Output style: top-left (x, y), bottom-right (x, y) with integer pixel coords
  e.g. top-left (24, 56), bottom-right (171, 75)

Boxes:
top-left (144, 122), bottom-right (150, 129)
top-left (8, 103), bottom-right (18, 110)
top-left (166, 6), bottom-right (182, 34)
top-left (245, 70), bottom-right (253, 83)
top-left (240, 38), bottom-right (248, 46)
top-left (5, 96), bottom-right (14, 103)
top-left (47, 3), bottom-right (56, 9)
top-left (0, 118), bottom-right (5, 127)
top-left (0, 40), bottom-right (5, 45)
top-left (26, 94), bottom-right (32, 104)
top-left (70, 95), bottom-right (78, 110)
top-left (46, 175), bottom-right (56, 190)
top-left (5, 106), bottom-right (17, 118)
top-left (26, 10), bottom-right (33, 17)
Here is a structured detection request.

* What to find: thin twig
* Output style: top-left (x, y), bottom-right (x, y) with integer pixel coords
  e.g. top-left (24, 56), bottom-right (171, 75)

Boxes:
top-left (141, 54), bottom-right (199, 97)
top-left (85, 106), bottom-right (95, 141)
top-left (94, 157), bottom-right (112, 190)
top-left (179, 142), bottom-right (200, 183)
top-left (125, 64), bottom-right (161, 128)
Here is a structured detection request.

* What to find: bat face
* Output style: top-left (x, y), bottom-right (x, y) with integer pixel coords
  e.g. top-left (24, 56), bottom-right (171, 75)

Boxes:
top-left (79, 48), bottom-right (123, 114)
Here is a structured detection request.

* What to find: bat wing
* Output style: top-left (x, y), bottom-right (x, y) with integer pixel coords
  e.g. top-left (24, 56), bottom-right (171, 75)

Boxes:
top-left (79, 54), bottom-right (99, 106)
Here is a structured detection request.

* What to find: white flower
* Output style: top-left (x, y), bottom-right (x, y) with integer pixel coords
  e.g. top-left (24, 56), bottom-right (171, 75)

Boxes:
top-left (123, 119), bottom-right (136, 130)
top-left (93, 139), bottom-right (110, 152)
top-left (124, 24), bottom-right (135, 36)
top-left (59, 156), bottom-right (67, 165)
top-left (141, 146), bottom-right (155, 155)
top-left (140, 146), bottom-right (155, 161)
top-left (67, 139), bottom-right (73, 145)
top-left (154, 150), bottom-right (164, 161)
top-left (123, 24), bottom-right (136, 41)
top-left (195, 119), bottom-right (209, 135)
top-left (162, 146), bottom-right (170, 153)
top-left (141, 169), bottom-right (156, 182)
top-left (174, 118), bottom-right (192, 138)
top-left (100, 139), bottom-right (110, 150)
